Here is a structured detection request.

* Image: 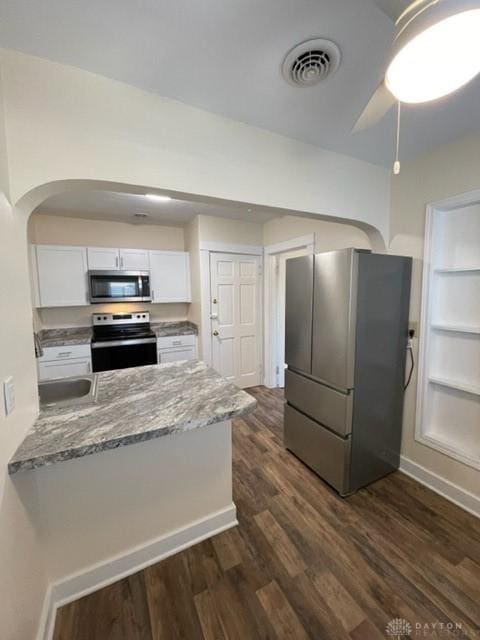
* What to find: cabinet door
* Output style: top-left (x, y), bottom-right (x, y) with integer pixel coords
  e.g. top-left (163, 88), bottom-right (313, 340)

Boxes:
top-left (149, 251), bottom-right (191, 302)
top-left (38, 358), bottom-right (91, 381)
top-left (87, 247), bottom-right (120, 270)
top-left (119, 249), bottom-right (150, 270)
top-left (35, 245), bottom-right (88, 307)
top-left (157, 347), bottom-right (196, 364)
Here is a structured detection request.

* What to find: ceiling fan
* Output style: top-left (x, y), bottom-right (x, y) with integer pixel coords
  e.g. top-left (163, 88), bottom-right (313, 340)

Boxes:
top-left (353, 0), bottom-right (480, 131)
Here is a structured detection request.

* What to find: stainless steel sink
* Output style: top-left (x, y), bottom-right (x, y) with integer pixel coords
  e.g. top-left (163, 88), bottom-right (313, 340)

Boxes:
top-left (38, 375), bottom-right (98, 408)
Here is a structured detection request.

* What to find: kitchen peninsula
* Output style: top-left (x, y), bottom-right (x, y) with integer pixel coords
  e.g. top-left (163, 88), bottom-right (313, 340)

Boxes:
top-left (9, 360), bottom-right (255, 631)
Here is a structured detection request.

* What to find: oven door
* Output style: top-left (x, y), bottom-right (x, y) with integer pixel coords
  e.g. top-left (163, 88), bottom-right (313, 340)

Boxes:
top-left (89, 271), bottom-right (151, 303)
top-left (91, 338), bottom-right (157, 372)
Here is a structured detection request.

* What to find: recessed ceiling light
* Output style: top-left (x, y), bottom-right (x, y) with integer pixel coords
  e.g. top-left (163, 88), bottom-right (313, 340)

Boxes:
top-left (247, 208), bottom-right (252, 212)
top-left (145, 193), bottom-right (172, 202)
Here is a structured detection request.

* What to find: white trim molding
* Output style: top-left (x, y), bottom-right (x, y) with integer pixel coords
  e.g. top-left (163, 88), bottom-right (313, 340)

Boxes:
top-left (415, 191), bottom-right (480, 470)
top-left (263, 235), bottom-right (315, 388)
top-left (400, 457), bottom-right (480, 519)
top-left (199, 241), bottom-right (263, 255)
top-left (264, 234), bottom-right (315, 257)
top-left (37, 504), bottom-right (237, 640)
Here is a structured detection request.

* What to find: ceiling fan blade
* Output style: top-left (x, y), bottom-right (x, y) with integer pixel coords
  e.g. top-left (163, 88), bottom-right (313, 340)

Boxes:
top-left (373, 0), bottom-right (413, 22)
top-left (352, 82), bottom-right (396, 132)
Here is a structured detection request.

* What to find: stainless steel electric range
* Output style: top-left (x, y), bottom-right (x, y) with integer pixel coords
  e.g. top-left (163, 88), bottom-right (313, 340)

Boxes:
top-left (91, 312), bottom-right (157, 373)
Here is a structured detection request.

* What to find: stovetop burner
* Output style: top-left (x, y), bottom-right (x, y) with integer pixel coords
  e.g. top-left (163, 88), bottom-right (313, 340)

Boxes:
top-left (91, 312), bottom-right (155, 343)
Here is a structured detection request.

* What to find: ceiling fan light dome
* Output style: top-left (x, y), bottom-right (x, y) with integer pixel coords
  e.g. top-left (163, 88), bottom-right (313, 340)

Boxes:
top-left (386, 8), bottom-right (480, 103)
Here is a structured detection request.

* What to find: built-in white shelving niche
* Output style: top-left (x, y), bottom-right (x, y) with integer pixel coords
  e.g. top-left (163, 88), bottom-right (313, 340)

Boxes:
top-left (416, 197), bottom-right (480, 469)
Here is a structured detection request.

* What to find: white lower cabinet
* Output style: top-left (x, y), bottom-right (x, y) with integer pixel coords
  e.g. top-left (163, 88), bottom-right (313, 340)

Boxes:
top-left (38, 359), bottom-right (91, 381)
top-left (37, 344), bottom-right (92, 381)
top-left (157, 334), bottom-right (197, 364)
top-left (157, 347), bottom-right (196, 363)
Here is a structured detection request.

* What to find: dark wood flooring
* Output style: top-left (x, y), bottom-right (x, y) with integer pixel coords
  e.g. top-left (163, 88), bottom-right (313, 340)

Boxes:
top-left (53, 386), bottom-right (480, 640)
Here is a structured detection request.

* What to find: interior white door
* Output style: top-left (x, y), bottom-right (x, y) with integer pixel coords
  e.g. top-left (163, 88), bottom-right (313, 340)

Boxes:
top-left (276, 248), bottom-right (312, 387)
top-left (210, 252), bottom-right (261, 389)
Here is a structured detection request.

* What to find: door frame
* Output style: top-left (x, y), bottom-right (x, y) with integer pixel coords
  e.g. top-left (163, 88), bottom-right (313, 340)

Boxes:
top-left (199, 241), bottom-right (263, 373)
top-left (263, 234), bottom-right (315, 388)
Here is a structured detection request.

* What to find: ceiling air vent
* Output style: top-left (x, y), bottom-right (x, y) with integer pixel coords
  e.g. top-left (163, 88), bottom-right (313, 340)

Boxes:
top-left (282, 38), bottom-right (341, 87)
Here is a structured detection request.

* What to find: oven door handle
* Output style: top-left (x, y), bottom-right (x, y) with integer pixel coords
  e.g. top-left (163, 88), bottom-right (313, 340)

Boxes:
top-left (91, 338), bottom-right (157, 348)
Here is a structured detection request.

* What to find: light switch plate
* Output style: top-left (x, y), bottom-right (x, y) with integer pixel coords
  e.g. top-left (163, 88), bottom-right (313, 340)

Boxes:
top-left (3, 376), bottom-right (15, 416)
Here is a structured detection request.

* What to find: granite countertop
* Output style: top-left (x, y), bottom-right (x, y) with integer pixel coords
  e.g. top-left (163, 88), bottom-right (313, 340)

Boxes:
top-left (38, 321), bottom-right (198, 348)
top-left (39, 327), bottom-right (92, 348)
top-left (151, 321), bottom-right (197, 337)
top-left (9, 360), bottom-right (256, 475)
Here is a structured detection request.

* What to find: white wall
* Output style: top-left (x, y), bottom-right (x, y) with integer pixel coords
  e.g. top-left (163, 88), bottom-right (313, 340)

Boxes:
top-left (29, 213), bottom-right (189, 329)
top-left (29, 212), bottom-right (185, 250)
top-left (30, 422), bottom-right (232, 584)
top-left (1, 49), bottom-right (390, 243)
top-left (184, 216), bottom-right (202, 353)
top-left (390, 132), bottom-right (480, 500)
top-left (263, 215), bottom-right (371, 251)
top-left (198, 214), bottom-right (263, 246)
top-left (0, 79), bottom-right (47, 639)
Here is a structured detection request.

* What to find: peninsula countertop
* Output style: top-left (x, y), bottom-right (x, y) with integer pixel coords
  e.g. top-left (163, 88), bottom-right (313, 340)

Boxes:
top-left (9, 360), bottom-right (256, 475)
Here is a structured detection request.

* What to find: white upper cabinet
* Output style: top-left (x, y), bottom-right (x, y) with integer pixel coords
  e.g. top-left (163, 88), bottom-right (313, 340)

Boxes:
top-left (149, 251), bottom-right (191, 303)
top-left (87, 247), bottom-right (120, 270)
top-left (32, 244), bottom-right (191, 307)
top-left (34, 245), bottom-right (88, 307)
top-left (119, 248), bottom-right (150, 271)
top-left (87, 247), bottom-right (149, 270)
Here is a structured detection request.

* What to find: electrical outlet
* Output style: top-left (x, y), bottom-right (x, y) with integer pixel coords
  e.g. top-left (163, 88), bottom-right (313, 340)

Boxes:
top-left (409, 321), bottom-right (418, 336)
top-left (3, 377), bottom-right (15, 416)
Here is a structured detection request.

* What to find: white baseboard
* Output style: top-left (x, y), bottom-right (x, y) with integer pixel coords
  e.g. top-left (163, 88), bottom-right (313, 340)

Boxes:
top-left (37, 503), bottom-right (237, 640)
top-left (400, 456), bottom-right (480, 519)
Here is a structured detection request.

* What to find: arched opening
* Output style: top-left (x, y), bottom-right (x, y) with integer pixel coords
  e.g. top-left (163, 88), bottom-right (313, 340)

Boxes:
top-left (19, 177), bottom-right (384, 385)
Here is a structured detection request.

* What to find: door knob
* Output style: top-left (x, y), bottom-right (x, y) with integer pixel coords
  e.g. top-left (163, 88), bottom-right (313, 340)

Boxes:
top-left (213, 330), bottom-right (219, 337)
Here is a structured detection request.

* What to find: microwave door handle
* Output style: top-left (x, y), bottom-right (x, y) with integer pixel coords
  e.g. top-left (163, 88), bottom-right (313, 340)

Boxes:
top-left (138, 275), bottom-right (143, 298)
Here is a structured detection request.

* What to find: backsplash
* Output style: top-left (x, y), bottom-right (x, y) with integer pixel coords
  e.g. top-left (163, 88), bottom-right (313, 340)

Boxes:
top-left (36, 302), bottom-right (189, 329)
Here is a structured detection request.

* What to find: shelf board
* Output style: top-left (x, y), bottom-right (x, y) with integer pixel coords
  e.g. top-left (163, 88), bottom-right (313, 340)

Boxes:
top-left (418, 433), bottom-right (480, 470)
top-left (434, 267), bottom-right (480, 274)
top-left (429, 375), bottom-right (480, 397)
top-left (431, 323), bottom-right (480, 335)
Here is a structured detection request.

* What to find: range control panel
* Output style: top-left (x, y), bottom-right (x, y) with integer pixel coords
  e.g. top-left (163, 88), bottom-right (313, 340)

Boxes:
top-left (92, 312), bottom-right (150, 326)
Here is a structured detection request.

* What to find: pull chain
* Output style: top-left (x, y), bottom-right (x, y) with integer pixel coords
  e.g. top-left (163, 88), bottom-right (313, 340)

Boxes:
top-left (393, 101), bottom-right (401, 175)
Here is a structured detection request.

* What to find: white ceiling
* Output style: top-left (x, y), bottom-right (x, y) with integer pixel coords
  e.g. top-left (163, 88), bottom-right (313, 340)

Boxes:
top-left (1, 0), bottom-right (480, 166)
top-left (36, 190), bottom-right (281, 226)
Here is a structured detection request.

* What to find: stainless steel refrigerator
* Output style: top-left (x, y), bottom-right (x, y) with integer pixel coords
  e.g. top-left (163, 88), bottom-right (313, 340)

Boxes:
top-left (284, 248), bottom-right (412, 496)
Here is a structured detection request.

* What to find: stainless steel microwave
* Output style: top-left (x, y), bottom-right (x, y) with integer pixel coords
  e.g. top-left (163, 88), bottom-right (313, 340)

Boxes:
top-left (88, 270), bottom-right (151, 303)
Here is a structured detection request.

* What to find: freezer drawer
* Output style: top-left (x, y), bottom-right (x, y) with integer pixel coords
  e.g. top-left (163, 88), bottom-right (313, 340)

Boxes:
top-left (285, 369), bottom-right (353, 437)
top-left (284, 404), bottom-right (351, 495)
